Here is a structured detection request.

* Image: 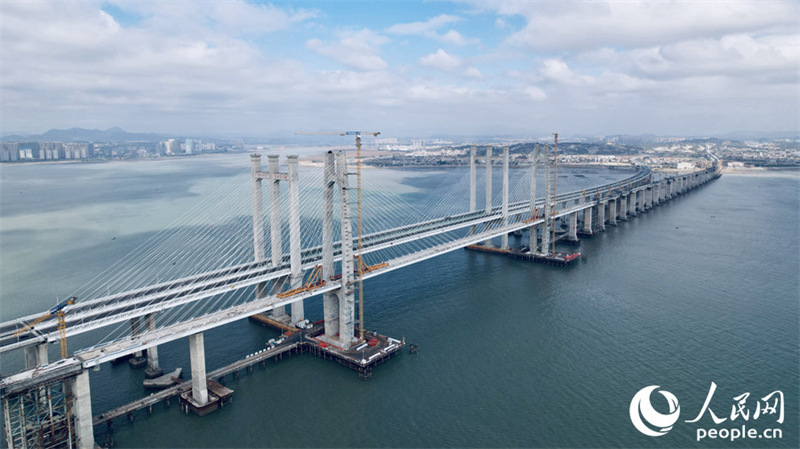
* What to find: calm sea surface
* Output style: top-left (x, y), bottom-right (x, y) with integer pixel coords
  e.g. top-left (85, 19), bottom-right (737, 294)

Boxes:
top-left (1, 155), bottom-right (797, 448)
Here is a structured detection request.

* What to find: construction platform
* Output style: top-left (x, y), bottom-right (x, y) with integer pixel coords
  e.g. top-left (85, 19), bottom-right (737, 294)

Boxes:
top-left (180, 379), bottom-right (233, 417)
top-left (466, 243), bottom-right (580, 267)
top-left (507, 250), bottom-right (581, 267)
top-left (307, 331), bottom-right (405, 380)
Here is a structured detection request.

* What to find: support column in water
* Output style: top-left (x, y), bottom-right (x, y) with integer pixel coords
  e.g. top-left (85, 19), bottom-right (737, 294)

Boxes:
top-left (144, 313), bottom-right (162, 378)
top-left (71, 370), bottom-right (94, 449)
top-left (128, 317), bottom-right (145, 367)
top-left (469, 146), bottom-right (476, 236)
top-left (583, 206), bottom-right (593, 234)
top-left (528, 144), bottom-right (539, 252)
top-left (321, 151), bottom-right (339, 338)
top-left (484, 146), bottom-right (493, 246)
top-left (336, 152), bottom-right (356, 347)
top-left (250, 154), bottom-right (267, 302)
top-left (500, 146), bottom-right (510, 250)
top-left (597, 201), bottom-right (606, 231)
top-left (608, 199), bottom-right (617, 225)
top-left (268, 155), bottom-right (286, 318)
top-left (568, 212), bottom-right (578, 241)
top-left (541, 144), bottom-right (551, 254)
top-left (287, 155), bottom-right (304, 324)
top-left (619, 194), bottom-right (628, 221)
top-left (189, 332), bottom-right (208, 406)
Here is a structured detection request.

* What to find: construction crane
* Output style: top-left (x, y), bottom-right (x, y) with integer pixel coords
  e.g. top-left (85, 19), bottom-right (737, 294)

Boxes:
top-left (14, 295), bottom-right (76, 358)
top-left (295, 131), bottom-right (381, 341)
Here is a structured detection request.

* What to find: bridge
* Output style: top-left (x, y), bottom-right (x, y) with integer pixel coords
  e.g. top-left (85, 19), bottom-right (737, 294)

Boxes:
top-left (0, 144), bottom-right (720, 448)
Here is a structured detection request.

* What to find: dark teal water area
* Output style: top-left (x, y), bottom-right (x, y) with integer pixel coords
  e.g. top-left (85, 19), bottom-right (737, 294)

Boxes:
top-left (1, 157), bottom-right (797, 448)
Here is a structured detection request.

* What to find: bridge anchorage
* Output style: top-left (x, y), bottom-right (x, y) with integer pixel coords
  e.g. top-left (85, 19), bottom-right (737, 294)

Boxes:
top-left (0, 146), bottom-right (721, 448)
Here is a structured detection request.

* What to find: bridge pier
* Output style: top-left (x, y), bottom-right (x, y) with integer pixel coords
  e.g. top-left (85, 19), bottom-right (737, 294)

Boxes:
top-left (469, 146), bottom-right (477, 235)
top-left (596, 201), bottom-right (606, 231)
top-left (567, 212), bottom-right (578, 242)
top-left (250, 155), bottom-right (268, 304)
top-left (541, 144), bottom-right (552, 254)
top-left (619, 194), bottom-right (628, 221)
top-left (24, 343), bottom-right (48, 370)
top-left (268, 155), bottom-right (288, 319)
top-left (144, 313), bottom-right (163, 378)
top-left (128, 317), bottom-right (146, 368)
top-left (528, 144), bottom-right (539, 250)
top-left (581, 207), bottom-right (593, 235)
top-left (608, 199), bottom-right (617, 226)
top-left (287, 155), bottom-right (304, 324)
top-left (322, 151), bottom-right (339, 338)
top-left (336, 151), bottom-right (357, 347)
top-left (484, 146), bottom-right (493, 246)
top-left (630, 191), bottom-right (638, 216)
top-left (500, 146), bottom-right (510, 250)
top-left (72, 370), bottom-right (95, 449)
top-left (189, 332), bottom-right (208, 406)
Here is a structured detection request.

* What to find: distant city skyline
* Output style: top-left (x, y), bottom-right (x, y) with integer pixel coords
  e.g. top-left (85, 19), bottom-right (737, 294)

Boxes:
top-left (2, 1), bottom-right (798, 138)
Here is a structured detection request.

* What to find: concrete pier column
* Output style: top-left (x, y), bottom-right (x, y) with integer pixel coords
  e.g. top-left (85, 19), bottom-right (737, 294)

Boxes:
top-left (528, 144), bottom-right (539, 247)
top-left (251, 155), bottom-right (267, 302)
top-left (583, 207), bottom-right (593, 234)
top-left (250, 155), bottom-right (265, 261)
top-left (469, 146), bottom-right (476, 235)
top-left (529, 223), bottom-right (539, 253)
top-left (71, 370), bottom-right (94, 449)
top-left (484, 146), bottom-right (493, 246)
top-left (189, 333), bottom-right (208, 406)
top-left (629, 192), bottom-right (637, 216)
top-left (321, 151), bottom-right (339, 338)
top-left (268, 155), bottom-right (286, 317)
top-left (608, 199), bottom-right (617, 225)
top-left (24, 343), bottom-right (48, 369)
top-left (500, 146), bottom-right (510, 250)
top-left (541, 145), bottom-right (551, 254)
top-left (287, 155), bottom-right (304, 324)
top-left (128, 317), bottom-right (146, 367)
top-left (568, 212), bottom-right (578, 241)
top-left (619, 196), bottom-right (627, 221)
top-left (336, 152), bottom-right (356, 347)
top-left (144, 313), bottom-right (162, 378)
top-left (597, 201), bottom-right (606, 231)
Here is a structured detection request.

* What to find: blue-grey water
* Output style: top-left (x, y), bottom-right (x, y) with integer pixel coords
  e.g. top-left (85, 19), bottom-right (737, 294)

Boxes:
top-left (0, 155), bottom-right (797, 448)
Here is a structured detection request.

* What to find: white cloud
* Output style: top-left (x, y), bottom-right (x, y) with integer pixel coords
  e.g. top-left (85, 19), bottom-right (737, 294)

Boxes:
top-left (386, 14), bottom-right (461, 35)
top-left (419, 49), bottom-right (462, 71)
top-left (307, 29), bottom-right (390, 71)
top-left (492, 0), bottom-right (797, 52)
top-left (463, 67), bottom-right (483, 78)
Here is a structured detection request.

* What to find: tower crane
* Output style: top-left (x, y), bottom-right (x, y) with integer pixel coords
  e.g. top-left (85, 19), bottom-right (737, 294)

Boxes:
top-left (295, 131), bottom-right (380, 341)
top-left (14, 295), bottom-right (76, 359)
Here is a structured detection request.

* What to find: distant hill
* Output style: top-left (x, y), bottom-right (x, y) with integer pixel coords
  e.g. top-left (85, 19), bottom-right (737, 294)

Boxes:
top-left (2, 127), bottom-right (166, 143)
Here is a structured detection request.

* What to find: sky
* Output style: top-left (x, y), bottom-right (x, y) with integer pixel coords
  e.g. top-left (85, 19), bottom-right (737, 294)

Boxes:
top-left (1, 0), bottom-right (798, 139)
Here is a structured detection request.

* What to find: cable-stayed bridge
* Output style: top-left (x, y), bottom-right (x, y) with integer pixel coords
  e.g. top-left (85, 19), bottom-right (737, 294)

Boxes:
top-left (0, 145), bottom-right (721, 449)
